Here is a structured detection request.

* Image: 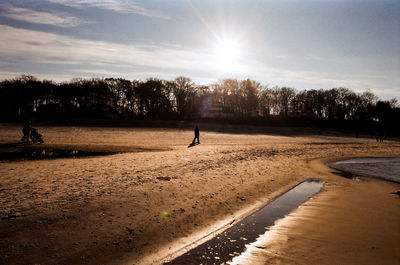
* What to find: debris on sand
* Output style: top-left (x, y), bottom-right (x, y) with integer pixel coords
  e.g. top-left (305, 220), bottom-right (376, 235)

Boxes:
top-left (157, 176), bottom-right (171, 181)
top-left (391, 190), bottom-right (400, 197)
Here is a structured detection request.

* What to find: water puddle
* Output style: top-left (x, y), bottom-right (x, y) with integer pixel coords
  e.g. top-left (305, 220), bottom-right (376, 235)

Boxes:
top-left (0, 149), bottom-right (119, 161)
top-left (330, 169), bottom-right (367, 182)
top-left (327, 157), bottom-right (400, 183)
top-left (164, 179), bottom-right (324, 265)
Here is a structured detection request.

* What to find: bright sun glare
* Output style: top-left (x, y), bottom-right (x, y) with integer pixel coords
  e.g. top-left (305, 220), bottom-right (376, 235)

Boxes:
top-left (214, 38), bottom-right (241, 73)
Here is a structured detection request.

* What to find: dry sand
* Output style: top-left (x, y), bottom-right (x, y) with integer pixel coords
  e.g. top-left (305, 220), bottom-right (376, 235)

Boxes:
top-left (0, 124), bottom-right (399, 265)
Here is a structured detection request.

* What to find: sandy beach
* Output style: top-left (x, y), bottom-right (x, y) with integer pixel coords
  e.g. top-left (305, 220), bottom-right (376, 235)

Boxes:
top-left (0, 124), bottom-right (399, 265)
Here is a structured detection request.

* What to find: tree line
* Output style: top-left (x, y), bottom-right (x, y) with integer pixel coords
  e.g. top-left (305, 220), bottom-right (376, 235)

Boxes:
top-left (0, 75), bottom-right (399, 135)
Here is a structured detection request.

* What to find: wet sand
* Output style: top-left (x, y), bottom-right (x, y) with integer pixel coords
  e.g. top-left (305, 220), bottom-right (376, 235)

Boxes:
top-left (0, 124), bottom-right (399, 265)
top-left (165, 179), bottom-right (324, 264)
top-left (229, 158), bottom-right (400, 265)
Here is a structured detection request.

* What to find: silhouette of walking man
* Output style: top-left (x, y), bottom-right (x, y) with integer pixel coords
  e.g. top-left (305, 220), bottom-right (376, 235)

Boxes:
top-left (192, 125), bottom-right (200, 145)
top-left (21, 120), bottom-right (32, 143)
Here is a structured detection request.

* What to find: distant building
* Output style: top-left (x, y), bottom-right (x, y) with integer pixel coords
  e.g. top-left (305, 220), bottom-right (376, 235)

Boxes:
top-left (250, 108), bottom-right (260, 118)
top-left (198, 96), bottom-right (234, 118)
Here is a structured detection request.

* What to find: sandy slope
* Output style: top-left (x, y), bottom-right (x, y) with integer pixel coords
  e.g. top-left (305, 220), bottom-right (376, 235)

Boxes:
top-left (0, 125), bottom-right (399, 265)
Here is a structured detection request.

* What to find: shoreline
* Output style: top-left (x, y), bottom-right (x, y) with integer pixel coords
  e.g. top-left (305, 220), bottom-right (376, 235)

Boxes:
top-left (328, 157), bottom-right (400, 184)
top-left (138, 179), bottom-right (320, 265)
top-left (163, 179), bottom-right (324, 264)
top-left (227, 158), bottom-right (400, 265)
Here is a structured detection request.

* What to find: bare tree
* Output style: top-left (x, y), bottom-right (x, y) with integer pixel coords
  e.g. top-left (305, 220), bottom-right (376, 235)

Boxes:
top-left (278, 87), bottom-right (296, 116)
top-left (170, 76), bottom-right (196, 118)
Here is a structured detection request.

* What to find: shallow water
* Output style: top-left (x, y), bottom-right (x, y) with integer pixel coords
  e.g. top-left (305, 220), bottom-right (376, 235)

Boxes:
top-left (0, 149), bottom-right (118, 161)
top-left (328, 157), bottom-right (400, 183)
top-left (164, 179), bottom-right (323, 265)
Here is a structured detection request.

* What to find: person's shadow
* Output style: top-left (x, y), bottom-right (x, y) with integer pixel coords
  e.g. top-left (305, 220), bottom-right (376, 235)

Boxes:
top-left (187, 142), bottom-right (198, 148)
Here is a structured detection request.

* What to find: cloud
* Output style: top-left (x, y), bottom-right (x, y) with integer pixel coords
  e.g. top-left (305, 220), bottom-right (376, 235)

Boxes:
top-left (0, 4), bottom-right (88, 28)
top-left (0, 24), bottom-right (217, 74)
top-left (0, 70), bottom-right (79, 82)
top-left (48, 0), bottom-right (170, 19)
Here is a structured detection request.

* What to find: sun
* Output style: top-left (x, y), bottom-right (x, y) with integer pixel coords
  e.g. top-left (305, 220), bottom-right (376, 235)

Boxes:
top-left (214, 38), bottom-right (241, 73)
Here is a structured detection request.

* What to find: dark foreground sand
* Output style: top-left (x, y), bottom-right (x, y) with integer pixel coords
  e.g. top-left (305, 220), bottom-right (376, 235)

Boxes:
top-left (0, 124), bottom-right (399, 265)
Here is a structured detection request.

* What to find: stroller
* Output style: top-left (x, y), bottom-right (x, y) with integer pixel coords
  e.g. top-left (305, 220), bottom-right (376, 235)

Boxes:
top-left (30, 127), bottom-right (44, 143)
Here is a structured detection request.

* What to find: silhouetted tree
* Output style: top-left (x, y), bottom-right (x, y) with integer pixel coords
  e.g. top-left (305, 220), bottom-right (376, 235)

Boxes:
top-left (258, 86), bottom-right (274, 117)
top-left (135, 78), bottom-right (173, 119)
top-left (170, 76), bottom-right (196, 118)
top-left (239, 79), bottom-right (259, 117)
top-left (278, 87), bottom-right (296, 116)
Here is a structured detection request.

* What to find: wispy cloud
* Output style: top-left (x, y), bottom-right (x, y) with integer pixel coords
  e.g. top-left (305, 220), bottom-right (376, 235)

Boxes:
top-left (0, 70), bottom-right (79, 82)
top-left (0, 24), bottom-right (215, 74)
top-left (48, 0), bottom-right (170, 19)
top-left (0, 3), bottom-right (87, 28)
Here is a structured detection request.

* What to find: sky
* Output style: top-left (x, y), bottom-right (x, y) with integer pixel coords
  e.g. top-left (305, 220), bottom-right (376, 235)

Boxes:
top-left (0, 0), bottom-right (399, 100)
